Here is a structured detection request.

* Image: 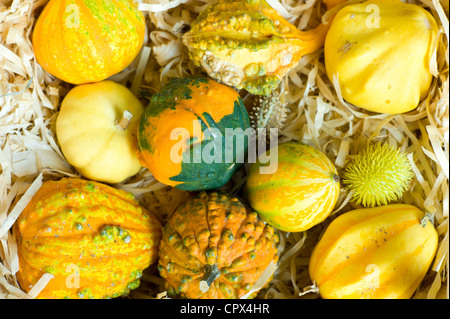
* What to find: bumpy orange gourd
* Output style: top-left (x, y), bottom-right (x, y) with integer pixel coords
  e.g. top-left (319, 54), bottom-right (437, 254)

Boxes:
top-left (32, 0), bottom-right (145, 84)
top-left (15, 178), bottom-right (162, 299)
top-left (246, 141), bottom-right (340, 232)
top-left (309, 204), bottom-right (438, 299)
top-left (158, 192), bottom-right (279, 299)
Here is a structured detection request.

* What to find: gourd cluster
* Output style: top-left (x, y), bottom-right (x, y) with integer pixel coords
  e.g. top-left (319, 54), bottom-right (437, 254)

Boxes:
top-left (16, 0), bottom-right (440, 299)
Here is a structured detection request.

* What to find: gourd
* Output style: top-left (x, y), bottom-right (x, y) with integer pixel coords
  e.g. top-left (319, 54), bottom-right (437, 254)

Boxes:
top-left (324, 0), bottom-right (438, 114)
top-left (137, 77), bottom-right (251, 191)
top-left (32, 0), bottom-right (145, 84)
top-left (246, 141), bottom-right (340, 232)
top-left (182, 0), bottom-right (342, 95)
top-left (56, 81), bottom-right (143, 184)
top-left (15, 178), bottom-right (162, 299)
top-left (309, 204), bottom-right (438, 299)
top-left (158, 191), bottom-right (279, 299)
top-left (341, 143), bottom-right (414, 207)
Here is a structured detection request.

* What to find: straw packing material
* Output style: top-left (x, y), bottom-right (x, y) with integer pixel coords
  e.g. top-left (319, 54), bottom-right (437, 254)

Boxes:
top-left (1, 0), bottom-right (448, 299)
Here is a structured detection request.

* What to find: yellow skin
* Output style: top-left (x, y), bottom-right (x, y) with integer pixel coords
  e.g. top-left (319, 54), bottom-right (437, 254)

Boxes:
top-left (32, 0), bottom-right (145, 84)
top-left (56, 81), bottom-right (143, 184)
top-left (309, 204), bottom-right (438, 299)
top-left (182, 0), bottom-right (342, 95)
top-left (325, 0), bottom-right (438, 114)
top-left (16, 178), bottom-right (162, 299)
top-left (246, 142), bottom-right (340, 232)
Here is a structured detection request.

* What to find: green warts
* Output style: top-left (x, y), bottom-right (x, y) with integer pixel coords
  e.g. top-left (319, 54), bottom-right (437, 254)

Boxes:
top-left (82, 0), bottom-right (142, 41)
top-left (85, 182), bottom-right (97, 192)
top-left (243, 75), bottom-right (280, 96)
top-left (43, 265), bottom-right (57, 274)
top-left (219, 282), bottom-right (234, 298)
top-left (101, 0), bottom-right (117, 14)
top-left (83, 0), bottom-right (105, 22)
top-left (77, 287), bottom-right (93, 299)
top-left (93, 225), bottom-right (131, 245)
top-left (224, 271), bottom-right (243, 283)
top-left (126, 279), bottom-right (140, 290)
top-left (189, 33), bottom-right (283, 52)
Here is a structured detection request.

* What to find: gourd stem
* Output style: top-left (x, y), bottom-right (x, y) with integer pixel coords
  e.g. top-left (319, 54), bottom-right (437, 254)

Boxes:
top-left (116, 110), bottom-right (133, 131)
top-left (420, 212), bottom-right (434, 228)
top-left (333, 174), bottom-right (340, 183)
top-left (199, 264), bottom-right (221, 293)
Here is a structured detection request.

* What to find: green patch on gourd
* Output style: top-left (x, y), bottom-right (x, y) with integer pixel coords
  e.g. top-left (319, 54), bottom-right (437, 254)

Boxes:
top-left (137, 77), bottom-right (209, 155)
top-left (169, 99), bottom-right (250, 191)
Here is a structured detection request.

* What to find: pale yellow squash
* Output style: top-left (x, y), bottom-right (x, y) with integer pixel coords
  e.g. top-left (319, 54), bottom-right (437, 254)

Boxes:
top-left (325, 0), bottom-right (438, 114)
top-left (56, 81), bottom-right (143, 184)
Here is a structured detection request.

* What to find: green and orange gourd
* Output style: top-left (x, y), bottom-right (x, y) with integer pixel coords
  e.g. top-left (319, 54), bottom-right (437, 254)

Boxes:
top-left (15, 178), bottom-right (162, 299)
top-left (158, 191), bottom-right (279, 298)
top-left (137, 77), bottom-right (251, 191)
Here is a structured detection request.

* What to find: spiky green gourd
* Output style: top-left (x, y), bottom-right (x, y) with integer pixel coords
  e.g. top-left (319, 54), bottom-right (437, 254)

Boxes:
top-left (342, 143), bottom-right (414, 207)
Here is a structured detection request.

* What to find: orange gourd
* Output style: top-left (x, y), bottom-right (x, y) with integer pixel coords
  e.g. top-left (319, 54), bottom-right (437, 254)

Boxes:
top-left (15, 178), bottom-right (162, 299)
top-left (158, 191), bottom-right (279, 299)
top-left (137, 77), bottom-right (251, 191)
top-left (32, 0), bottom-right (145, 84)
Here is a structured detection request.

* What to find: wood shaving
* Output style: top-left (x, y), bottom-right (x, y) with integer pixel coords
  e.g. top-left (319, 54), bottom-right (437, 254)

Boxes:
top-left (0, 0), bottom-right (448, 299)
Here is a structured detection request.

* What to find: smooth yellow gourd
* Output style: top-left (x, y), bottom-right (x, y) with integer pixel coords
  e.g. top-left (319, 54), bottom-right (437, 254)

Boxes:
top-left (56, 81), bottom-right (143, 184)
top-left (309, 204), bottom-right (439, 299)
top-left (325, 0), bottom-right (438, 114)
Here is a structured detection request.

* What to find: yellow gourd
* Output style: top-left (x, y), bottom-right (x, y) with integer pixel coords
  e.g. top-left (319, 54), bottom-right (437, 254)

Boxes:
top-left (32, 0), bottom-right (145, 84)
top-left (16, 178), bottom-right (162, 299)
top-left (246, 141), bottom-right (340, 232)
top-left (325, 0), bottom-right (438, 114)
top-left (309, 204), bottom-right (438, 299)
top-left (56, 81), bottom-right (143, 184)
top-left (183, 0), bottom-right (343, 95)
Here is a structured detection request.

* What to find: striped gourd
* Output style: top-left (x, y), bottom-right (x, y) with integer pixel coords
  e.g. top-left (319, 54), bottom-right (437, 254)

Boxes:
top-left (309, 204), bottom-right (438, 299)
top-left (246, 141), bottom-right (340, 232)
top-left (15, 178), bottom-right (162, 299)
